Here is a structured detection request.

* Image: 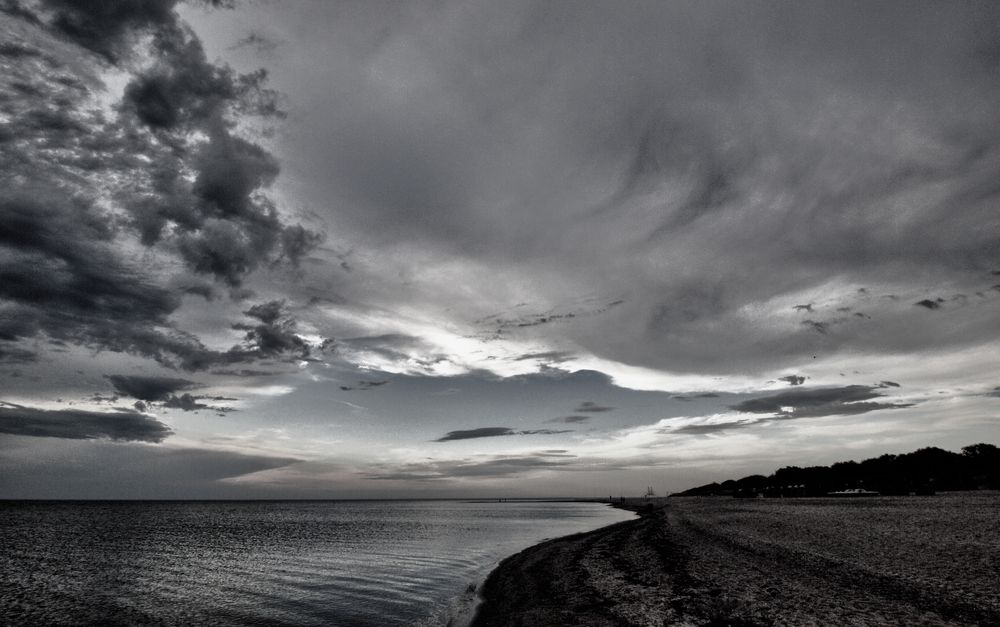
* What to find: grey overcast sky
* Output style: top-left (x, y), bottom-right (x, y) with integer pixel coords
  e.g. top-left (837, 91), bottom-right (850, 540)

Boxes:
top-left (1, 0), bottom-right (998, 498)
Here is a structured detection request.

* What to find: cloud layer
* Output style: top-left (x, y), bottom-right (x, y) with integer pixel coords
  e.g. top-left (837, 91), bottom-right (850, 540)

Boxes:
top-left (0, 402), bottom-right (171, 442)
top-left (254, 0), bottom-right (1000, 383)
top-left (729, 385), bottom-right (912, 419)
top-left (2, 2), bottom-right (1000, 497)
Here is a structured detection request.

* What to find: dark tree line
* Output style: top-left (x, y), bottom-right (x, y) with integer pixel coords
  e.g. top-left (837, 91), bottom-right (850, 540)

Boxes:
top-left (675, 443), bottom-right (1000, 497)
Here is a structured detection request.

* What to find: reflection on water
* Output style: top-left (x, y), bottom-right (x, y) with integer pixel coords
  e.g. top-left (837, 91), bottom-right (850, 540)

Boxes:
top-left (0, 500), bottom-right (634, 626)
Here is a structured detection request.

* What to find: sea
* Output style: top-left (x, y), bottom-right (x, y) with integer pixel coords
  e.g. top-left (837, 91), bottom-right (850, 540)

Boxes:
top-left (0, 500), bottom-right (634, 626)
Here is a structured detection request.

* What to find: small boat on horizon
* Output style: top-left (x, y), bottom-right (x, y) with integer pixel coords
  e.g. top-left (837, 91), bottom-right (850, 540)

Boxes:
top-left (826, 488), bottom-right (880, 497)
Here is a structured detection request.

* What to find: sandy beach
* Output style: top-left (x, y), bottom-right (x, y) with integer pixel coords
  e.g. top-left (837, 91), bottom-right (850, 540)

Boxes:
top-left (472, 494), bottom-right (1000, 626)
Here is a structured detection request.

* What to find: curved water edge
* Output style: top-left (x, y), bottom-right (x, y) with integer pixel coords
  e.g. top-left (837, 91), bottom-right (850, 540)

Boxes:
top-left (423, 501), bottom-right (637, 627)
top-left (0, 499), bottom-right (635, 626)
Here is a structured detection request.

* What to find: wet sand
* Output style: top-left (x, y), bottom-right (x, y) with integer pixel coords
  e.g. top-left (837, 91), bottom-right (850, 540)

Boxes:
top-left (472, 494), bottom-right (1000, 626)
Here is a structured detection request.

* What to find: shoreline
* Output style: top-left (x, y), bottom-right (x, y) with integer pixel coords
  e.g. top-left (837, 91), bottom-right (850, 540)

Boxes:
top-left (451, 502), bottom-right (641, 627)
top-left (470, 495), bottom-right (1000, 626)
top-left (470, 503), bottom-right (667, 626)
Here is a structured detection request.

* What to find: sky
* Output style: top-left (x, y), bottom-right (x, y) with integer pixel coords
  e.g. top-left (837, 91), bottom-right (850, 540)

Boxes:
top-left (1, 0), bottom-right (998, 499)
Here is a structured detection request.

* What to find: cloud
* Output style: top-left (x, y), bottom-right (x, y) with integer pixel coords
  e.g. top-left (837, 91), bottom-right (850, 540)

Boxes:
top-left (915, 299), bottom-right (944, 310)
top-left (514, 351), bottom-right (575, 363)
top-left (0, 439), bottom-right (303, 499)
top-left (339, 380), bottom-right (390, 391)
top-left (0, 343), bottom-right (36, 364)
top-left (209, 369), bottom-right (280, 377)
top-left (575, 401), bottom-right (614, 413)
top-left (118, 23), bottom-right (320, 284)
top-left (801, 320), bottom-right (830, 334)
top-left (436, 427), bottom-right (516, 441)
top-left (106, 375), bottom-right (199, 401)
top-left (0, 3), bottom-right (320, 371)
top-left (0, 402), bottom-right (172, 442)
top-left (0, 191), bottom-right (193, 367)
top-left (271, 1), bottom-right (1000, 381)
top-left (230, 31), bottom-right (280, 55)
top-left (230, 300), bottom-right (310, 360)
top-left (160, 393), bottom-right (233, 413)
top-left (547, 415), bottom-right (590, 424)
top-left (670, 421), bottom-right (755, 435)
top-left (472, 299), bottom-right (626, 339)
top-left (4, 2), bottom-right (1000, 498)
top-left (778, 375), bottom-right (806, 386)
top-left (106, 372), bottom-right (235, 412)
top-left (41, 0), bottom-right (178, 64)
top-left (729, 385), bottom-right (912, 419)
top-left (434, 427), bottom-right (571, 442)
top-left (336, 334), bottom-right (439, 365)
top-left (365, 454), bottom-right (574, 480)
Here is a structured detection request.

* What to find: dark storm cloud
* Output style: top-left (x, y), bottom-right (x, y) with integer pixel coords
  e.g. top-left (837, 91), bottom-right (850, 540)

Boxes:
top-left (112, 8), bottom-right (320, 284)
top-left (0, 3), bottom-right (320, 371)
top-left (40, 0), bottom-right (177, 63)
top-left (730, 385), bottom-right (912, 419)
top-left (434, 427), bottom-right (571, 442)
top-left (0, 192), bottom-right (201, 368)
top-left (0, 402), bottom-right (172, 442)
top-left (231, 300), bottom-right (310, 359)
top-left (915, 299), bottom-right (944, 310)
top-left (547, 415), bottom-right (590, 424)
top-left (37, 1), bottom-right (238, 65)
top-left (106, 375), bottom-right (198, 401)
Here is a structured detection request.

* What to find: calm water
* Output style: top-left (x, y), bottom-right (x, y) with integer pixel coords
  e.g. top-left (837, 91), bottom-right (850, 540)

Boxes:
top-left (0, 500), bottom-right (634, 626)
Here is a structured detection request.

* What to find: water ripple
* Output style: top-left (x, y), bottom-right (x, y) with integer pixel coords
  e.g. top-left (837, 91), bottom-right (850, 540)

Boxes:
top-left (0, 500), bottom-right (633, 626)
